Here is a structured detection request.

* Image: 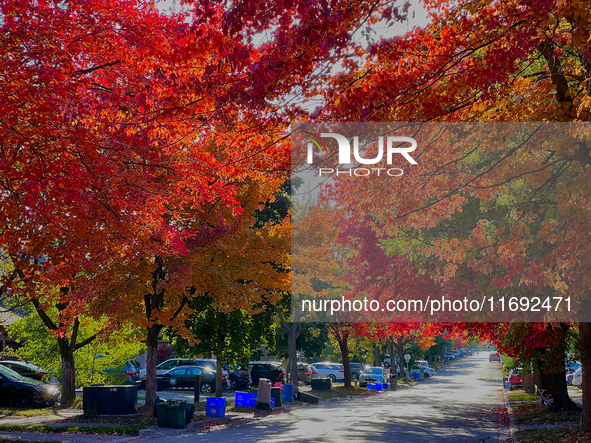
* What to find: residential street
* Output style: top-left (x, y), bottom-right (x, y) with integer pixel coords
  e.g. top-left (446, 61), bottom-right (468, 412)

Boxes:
top-left (148, 354), bottom-right (509, 443)
top-left (0, 355), bottom-right (511, 443)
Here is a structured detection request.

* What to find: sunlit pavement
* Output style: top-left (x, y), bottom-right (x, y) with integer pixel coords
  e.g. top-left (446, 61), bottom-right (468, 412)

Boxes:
top-left (140, 355), bottom-right (511, 443)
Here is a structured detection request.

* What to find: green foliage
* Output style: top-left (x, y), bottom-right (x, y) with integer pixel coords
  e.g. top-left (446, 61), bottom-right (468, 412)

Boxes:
top-left (427, 335), bottom-right (451, 359)
top-left (8, 309), bottom-right (144, 386)
top-left (169, 295), bottom-right (275, 368)
top-left (502, 355), bottom-right (517, 376)
top-left (272, 323), bottom-right (330, 360)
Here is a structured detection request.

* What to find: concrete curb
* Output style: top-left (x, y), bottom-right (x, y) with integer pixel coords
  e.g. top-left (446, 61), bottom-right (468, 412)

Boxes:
top-left (139, 416), bottom-right (233, 437)
top-left (502, 388), bottom-right (519, 443)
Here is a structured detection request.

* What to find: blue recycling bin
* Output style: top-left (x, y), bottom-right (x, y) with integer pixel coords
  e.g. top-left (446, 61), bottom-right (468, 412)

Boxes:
top-left (282, 384), bottom-right (294, 402)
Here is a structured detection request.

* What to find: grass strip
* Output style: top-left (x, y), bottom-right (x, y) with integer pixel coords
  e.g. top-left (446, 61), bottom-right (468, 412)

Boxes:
top-left (0, 424), bottom-right (145, 435)
top-left (516, 426), bottom-right (588, 443)
top-left (512, 403), bottom-right (581, 425)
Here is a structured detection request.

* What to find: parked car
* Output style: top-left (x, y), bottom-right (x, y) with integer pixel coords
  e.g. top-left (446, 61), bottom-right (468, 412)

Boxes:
top-left (489, 352), bottom-right (501, 362)
top-left (508, 368), bottom-right (523, 391)
top-left (573, 367), bottom-right (582, 388)
top-left (410, 365), bottom-right (436, 379)
top-left (444, 351), bottom-right (456, 361)
top-left (249, 361), bottom-right (286, 385)
top-left (156, 365), bottom-right (227, 394)
top-left (349, 362), bottom-right (366, 381)
top-left (359, 367), bottom-right (386, 387)
top-left (139, 358), bottom-right (195, 378)
top-left (0, 360), bottom-right (51, 382)
top-left (224, 364), bottom-right (252, 390)
top-left (311, 362), bottom-right (345, 382)
top-left (383, 354), bottom-right (399, 368)
top-left (565, 362), bottom-right (580, 385)
top-left (297, 363), bottom-right (318, 384)
top-left (0, 364), bottom-right (60, 408)
top-left (103, 360), bottom-right (140, 385)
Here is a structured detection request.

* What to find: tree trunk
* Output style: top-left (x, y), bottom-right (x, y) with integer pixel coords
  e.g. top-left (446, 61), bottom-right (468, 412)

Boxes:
top-left (387, 337), bottom-right (396, 377)
top-left (580, 321), bottom-right (591, 429)
top-left (215, 329), bottom-right (225, 398)
top-left (541, 323), bottom-right (580, 412)
top-left (533, 354), bottom-right (543, 390)
top-left (58, 338), bottom-right (76, 405)
top-left (522, 361), bottom-right (534, 394)
top-left (279, 311), bottom-right (301, 393)
top-left (282, 357), bottom-right (290, 382)
top-left (372, 342), bottom-right (381, 367)
top-left (397, 338), bottom-right (407, 380)
top-left (338, 337), bottom-right (352, 388)
top-left (288, 321), bottom-right (300, 392)
top-left (144, 323), bottom-right (162, 409)
top-left (542, 369), bottom-right (580, 412)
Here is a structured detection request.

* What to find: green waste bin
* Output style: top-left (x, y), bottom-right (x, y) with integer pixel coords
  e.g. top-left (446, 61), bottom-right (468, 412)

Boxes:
top-left (156, 402), bottom-right (169, 427)
top-left (168, 400), bottom-right (187, 428)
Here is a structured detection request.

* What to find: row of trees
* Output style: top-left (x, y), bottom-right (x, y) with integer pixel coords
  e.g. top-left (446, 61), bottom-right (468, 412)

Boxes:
top-left (2, 0), bottom-right (591, 427)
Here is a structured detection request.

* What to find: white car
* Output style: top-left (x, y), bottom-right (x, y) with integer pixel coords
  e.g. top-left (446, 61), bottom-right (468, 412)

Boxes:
top-left (410, 365), bottom-right (436, 379)
top-left (573, 367), bottom-right (582, 388)
top-left (311, 362), bottom-right (345, 382)
top-left (139, 358), bottom-right (195, 378)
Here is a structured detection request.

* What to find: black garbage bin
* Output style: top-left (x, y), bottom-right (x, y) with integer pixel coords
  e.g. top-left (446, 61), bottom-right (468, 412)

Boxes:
top-left (185, 402), bottom-right (196, 424)
top-left (83, 385), bottom-right (137, 415)
top-left (311, 378), bottom-right (332, 391)
top-left (297, 391), bottom-right (320, 405)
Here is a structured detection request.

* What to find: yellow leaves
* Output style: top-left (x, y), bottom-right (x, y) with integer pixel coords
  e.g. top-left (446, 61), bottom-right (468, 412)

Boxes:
top-left (537, 219), bottom-right (562, 243)
top-left (444, 263), bottom-right (457, 279)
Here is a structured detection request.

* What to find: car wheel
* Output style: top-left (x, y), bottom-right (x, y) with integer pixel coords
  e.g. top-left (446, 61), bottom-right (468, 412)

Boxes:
top-left (329, 374), bottom-right (337, 382)
top-left (228, 377), bottom-right (237, 390)
top-left (424, 374), bottom-right (430, 379)
top-left (15, 392), bottom-right (35, 408)
top-left (351, 373), bottom-right (359, 381)
top-left (201, 382), bottom-right (214, 394)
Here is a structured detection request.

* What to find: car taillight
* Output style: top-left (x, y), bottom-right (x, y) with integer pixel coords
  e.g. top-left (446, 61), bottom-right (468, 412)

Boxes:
top-left (339, 370), bottom-right (344, 373)
top-left (304, 371), bottom-right (310, 374)
top-left (278, 372), bottom-right (284, 377)
top-left (313, 371), bottom-right (318, 375)
top-left (124, 371), bottom-right (136, 376)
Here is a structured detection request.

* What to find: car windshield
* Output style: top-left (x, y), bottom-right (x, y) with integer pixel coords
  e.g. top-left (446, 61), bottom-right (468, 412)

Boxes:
top-left (0, 363), bottom-right (25, 381)
top-left (367, 368), bottom-right (383, 374)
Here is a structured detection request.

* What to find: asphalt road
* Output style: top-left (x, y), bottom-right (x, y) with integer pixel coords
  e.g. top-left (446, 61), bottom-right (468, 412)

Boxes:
top-left (141, 354), bottom-right (510, 443)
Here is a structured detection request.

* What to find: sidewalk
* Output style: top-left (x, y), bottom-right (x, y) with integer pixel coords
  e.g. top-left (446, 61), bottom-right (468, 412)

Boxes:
top-left (0, 408), bottom-right (83, 427)
top-left (0, 387), bottom-right (393, 442)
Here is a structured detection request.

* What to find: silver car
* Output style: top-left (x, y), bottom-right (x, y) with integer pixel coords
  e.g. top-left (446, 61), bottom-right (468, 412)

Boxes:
top-left (310, 362), bottom-right (345, 382)
top-left (359, 367), bottom-right (386, 387)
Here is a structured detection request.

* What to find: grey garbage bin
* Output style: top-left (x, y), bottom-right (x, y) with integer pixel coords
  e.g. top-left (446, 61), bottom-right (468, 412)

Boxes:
top-left (256, 378), bottom-right (272, 410)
